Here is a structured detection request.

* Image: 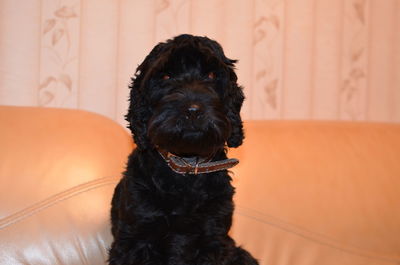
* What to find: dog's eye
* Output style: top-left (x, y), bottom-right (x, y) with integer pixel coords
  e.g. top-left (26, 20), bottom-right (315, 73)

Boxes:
top-left (207, 72), bottom-right (216, 80)
top-left (162, 75), bottom-right (170, 80)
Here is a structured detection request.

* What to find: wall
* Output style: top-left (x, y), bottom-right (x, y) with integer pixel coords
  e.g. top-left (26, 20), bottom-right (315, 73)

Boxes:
top-left (1, 0), bottom-right (399, 127)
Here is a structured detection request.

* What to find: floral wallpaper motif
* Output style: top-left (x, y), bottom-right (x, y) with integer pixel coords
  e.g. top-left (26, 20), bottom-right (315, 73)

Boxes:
top-left (340, 0), bottom-right (368, 120)
top-left (252, 0), bottom-right (283, 117)
top-left (39, 1), bottom-right (79, 107)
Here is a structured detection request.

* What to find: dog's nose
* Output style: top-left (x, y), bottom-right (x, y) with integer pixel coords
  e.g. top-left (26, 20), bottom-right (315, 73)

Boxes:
top-left (186, 104), bottom-right (201, 119)
top-left (188, 104), bottom-right (200, 112)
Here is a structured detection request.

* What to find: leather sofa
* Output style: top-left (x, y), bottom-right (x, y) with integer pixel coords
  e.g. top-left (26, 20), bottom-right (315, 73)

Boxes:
top-left (1, 106), bottom-right (399, 265)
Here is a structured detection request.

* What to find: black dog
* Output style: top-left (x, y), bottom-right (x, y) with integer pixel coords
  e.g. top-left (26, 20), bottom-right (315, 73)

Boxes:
top-left (109, 34), bottom-right (258, 265)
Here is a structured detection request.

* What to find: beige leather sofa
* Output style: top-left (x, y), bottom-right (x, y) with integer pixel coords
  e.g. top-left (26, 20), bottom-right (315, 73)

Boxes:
top-left (1, 106), bottom-right (399, 265)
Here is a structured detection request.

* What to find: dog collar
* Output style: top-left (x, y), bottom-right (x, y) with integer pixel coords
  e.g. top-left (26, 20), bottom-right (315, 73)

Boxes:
top-left (157, 148), bottom-right (239, 175)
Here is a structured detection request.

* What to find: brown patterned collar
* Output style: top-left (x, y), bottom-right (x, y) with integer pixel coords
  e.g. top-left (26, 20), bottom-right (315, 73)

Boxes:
top-left (157, 148), bottom-right (239, 175)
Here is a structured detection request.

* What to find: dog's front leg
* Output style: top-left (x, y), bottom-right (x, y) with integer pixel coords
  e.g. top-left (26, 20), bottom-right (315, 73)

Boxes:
top-left (109, 179), bottom-right (166, 265)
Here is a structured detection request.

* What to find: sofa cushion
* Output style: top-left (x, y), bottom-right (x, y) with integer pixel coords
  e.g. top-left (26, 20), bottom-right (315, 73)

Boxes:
top-left (230, 121), bottom-right (400, 265)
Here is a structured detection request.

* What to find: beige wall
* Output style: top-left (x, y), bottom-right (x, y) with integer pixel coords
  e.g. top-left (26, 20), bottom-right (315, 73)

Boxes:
top-left (1, 0), bottom-right (399, 126)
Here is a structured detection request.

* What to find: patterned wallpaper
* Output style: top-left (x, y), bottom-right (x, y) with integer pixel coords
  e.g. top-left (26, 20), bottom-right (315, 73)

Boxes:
top-left (39, 2), bottom-right (79, 107)
top-left (0, 0), bottom-right (399, 126)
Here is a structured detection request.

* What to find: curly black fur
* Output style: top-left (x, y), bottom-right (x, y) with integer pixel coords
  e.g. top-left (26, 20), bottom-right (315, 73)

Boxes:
top-left (109, 34), bottom-right (258, 265)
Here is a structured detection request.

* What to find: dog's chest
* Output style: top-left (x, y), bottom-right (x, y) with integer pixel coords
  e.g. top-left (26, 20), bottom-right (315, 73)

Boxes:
top-left (149, 170), bottom-right (232, 214)
top-left (156, 174), bottom-right (212, 212)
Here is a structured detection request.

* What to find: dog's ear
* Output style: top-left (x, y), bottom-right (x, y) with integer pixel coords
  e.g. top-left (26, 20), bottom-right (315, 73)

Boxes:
top-left (224, 68), bottom-right (245, 148)
top-left (200, 37), bottom-right (245, 148)
top-left (125, 43), bottom-right (166, 150)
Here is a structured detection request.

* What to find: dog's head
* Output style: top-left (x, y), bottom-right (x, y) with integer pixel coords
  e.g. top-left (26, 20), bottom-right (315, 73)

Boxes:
top-left (126, 34), bottom-right (244, 157)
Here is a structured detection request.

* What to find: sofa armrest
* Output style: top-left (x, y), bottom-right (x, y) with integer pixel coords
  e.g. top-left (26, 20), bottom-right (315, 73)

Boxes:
top-left (0, 106), bottom-right (133, 264)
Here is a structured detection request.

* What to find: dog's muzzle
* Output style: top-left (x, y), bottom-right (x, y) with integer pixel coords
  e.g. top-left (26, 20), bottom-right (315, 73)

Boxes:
top-left (157, 148), bottom-right (239, 175)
